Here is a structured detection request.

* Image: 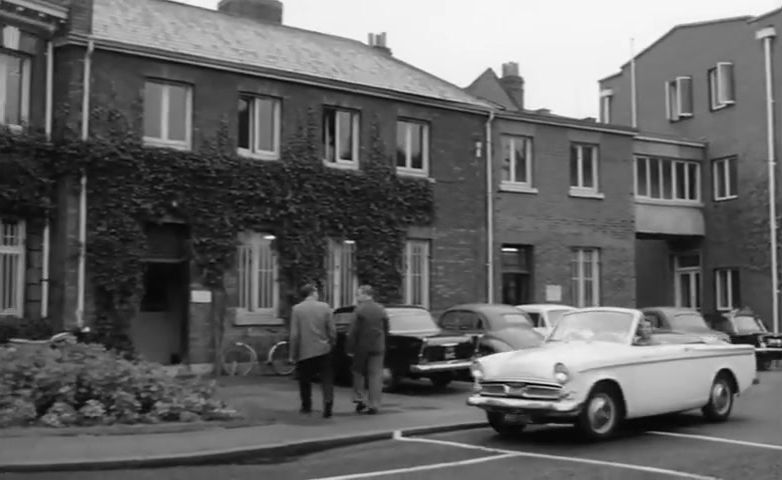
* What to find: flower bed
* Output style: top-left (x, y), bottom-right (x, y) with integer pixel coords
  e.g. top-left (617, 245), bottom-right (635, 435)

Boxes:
top-left (0, 342), bottom-right (241, 428)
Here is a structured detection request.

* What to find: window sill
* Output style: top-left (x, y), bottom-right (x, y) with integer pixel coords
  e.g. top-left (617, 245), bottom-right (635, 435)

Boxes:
top-left (396, 168), bottom-right (430, 179)
top-left (635, 197), bottom-right (703, 207)
top-left (143, 138), bottom-right (191, 151)
top-left (234, 309), bottom-right (283, 326)
top-left (238, 149), bottom-right (280, 161)
top-left (499, 182), bottom-right (539, 194)
top-left (323, 160), bottom-right (359, 171)
top-left (569, 188), bottom-right (604, 200)
top-left (714, 195), bottom-right (739, 202)
top-left (2, 124), bottom-right (24, 134)
top-left (710, 102), bottom-right (735, 112)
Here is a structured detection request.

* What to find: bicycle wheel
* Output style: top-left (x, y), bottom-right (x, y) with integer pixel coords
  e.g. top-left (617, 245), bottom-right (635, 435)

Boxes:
top-left (221, 342), bottom-right (257, 376)
top-left (268, 341), bottom-right (296, 376)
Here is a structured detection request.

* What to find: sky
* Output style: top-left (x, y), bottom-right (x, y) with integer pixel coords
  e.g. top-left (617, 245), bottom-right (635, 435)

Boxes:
top-left (181, 0), bottom-right (781, 119)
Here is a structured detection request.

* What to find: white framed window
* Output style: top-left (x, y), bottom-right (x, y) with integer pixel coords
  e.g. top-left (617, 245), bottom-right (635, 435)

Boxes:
top-left (237, 95), bottom-right (281, 160)
top-left (571, 248), bottom-right (600, 307)
top-left (323, 238), bottom-right (357, 308)
top-left (0, 51), bottom-right (31, 129)
top-left (713, 156), bottom-right (737, 201)
top-left (709, 62), bottom-right (735, 110)
top-left (396, 120), bottom-right (429, 176)
top-left (665, 76), bottom-right (693, 121)
top-left (236, 232), bottom-right (278, 318)
top-left (143, 80), bottom-right (192, 150)
top-left (634, 156), bottom-right (700, 202)
top-left (570, 143), bottom-right (599, 194)
top-left (323, 107), bottom-right (359, 168)
top-left (402, 239), bottom-right (430, 308)
top-left (715, 268), bottom-right (740, 311)
top-left (674, 254), bottom-right (701, 310)
top-left (599, 89), bottom-right (613, 124)
top-left (0, 218), bottom-right (25, 317)
top-left (500, 135), bottom-right (533, 189)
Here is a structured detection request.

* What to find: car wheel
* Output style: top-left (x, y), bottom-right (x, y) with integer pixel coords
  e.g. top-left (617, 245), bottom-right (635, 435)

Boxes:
top-left (430, 373), bottom-right (452, 389)
top-left (757, 357), bottom-right (773, 372)
top-left (702, 373), bottom-right (735, 422)
top-left (487, 411), bottom-right (527, 437)
top-left (576, 384), bottom-right (622, 440)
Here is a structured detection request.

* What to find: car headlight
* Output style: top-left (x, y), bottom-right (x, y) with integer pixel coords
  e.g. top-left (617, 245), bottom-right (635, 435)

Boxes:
top-left (553, 362), bottom-right (570, 385)
top-left (760, 341), bottom-right (767, 348)
top-left (470, 360), bottom-right (484, 381)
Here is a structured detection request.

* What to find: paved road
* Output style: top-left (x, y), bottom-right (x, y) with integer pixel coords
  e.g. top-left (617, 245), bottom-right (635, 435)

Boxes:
top-left (7, 371), bottom-right (782, 480)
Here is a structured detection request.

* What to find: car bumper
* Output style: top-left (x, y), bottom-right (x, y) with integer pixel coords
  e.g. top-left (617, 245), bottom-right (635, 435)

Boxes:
top-left (466, 394), bottom-right (582, 418)
top-left (756, 347), bottom-right (782, 353)
top-left (410, 359), bottom-right (473, 374)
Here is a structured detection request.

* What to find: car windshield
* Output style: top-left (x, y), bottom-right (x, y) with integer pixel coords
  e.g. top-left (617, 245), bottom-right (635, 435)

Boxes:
top-left (526, 312), bottom-right (542, 327)
top-left (548, 310), bottom-right (635, 344)
top-left (547, 309), bottom-right (572, 328)
top-left (670, 313), bottom-right (710, 332)
top-left (733, 315), bottom-right (766, 334)
top-left (388, 309), bottom-right (438, 333)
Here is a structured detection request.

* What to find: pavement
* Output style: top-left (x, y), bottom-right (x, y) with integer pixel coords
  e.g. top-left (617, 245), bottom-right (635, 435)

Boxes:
top-left (6, 369), bottom-right (781, 479)
top-left (0, 375), bottom-right (485, 473)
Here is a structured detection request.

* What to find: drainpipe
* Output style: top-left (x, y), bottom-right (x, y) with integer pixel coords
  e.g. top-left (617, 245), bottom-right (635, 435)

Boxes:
top-left (485, 111), bottom-right (495, 303)
top-left (757, 26), bottom-right (778, 334)
top-left (41, 39), bottom-right (54, 319)
top-left (76, 39), bottom-right (94, 328)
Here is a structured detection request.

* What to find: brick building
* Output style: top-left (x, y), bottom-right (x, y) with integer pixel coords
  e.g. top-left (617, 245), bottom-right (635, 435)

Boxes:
top-left (1, 0), bottom-right (493, 368)
top-left (600, 11), bottom-right (782, 331)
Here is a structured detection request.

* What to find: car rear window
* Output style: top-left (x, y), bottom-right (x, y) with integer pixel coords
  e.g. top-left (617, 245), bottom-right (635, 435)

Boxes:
top-left (387, 309), bottom-right (438, 333)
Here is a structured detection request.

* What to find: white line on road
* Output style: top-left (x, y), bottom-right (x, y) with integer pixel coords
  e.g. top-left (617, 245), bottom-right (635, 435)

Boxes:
top-left (309, 431), bottom-right (720, 480)
top-left (648, 431), bottom-right (782, 450)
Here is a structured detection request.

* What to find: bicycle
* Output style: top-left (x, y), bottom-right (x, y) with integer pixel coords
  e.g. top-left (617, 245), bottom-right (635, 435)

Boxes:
top-left (220, 336), bottom-right (296, 377)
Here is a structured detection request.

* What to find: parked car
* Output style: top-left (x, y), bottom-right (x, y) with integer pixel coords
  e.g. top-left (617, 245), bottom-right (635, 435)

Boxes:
top-left (640, 306), bottom-right (730, 343)
top-left (707, 307), bottom-right (782, 371)
top-left (467, 307), bottom-right (757, 440)
top-left (515, 304), bottom-right (576, 336)
top-left (332, 305), bottom-right (476, 390)
top-left (437, 303), bottom-right (544, 356)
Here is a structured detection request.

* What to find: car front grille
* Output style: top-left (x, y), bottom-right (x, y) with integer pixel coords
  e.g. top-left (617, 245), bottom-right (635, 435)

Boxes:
top-left (480, 381), bottom-right (563, 400)
top-left (767, 337), bottom-right (782, 347)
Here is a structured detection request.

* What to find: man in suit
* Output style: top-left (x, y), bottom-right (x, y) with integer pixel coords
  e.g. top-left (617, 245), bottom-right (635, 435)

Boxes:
top-left (289, 283), bottom-right (336, 418)
top-left (346, 285), bottom-right (389, 415)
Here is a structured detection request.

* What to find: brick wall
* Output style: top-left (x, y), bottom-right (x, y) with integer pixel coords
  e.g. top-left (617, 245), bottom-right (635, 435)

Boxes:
top-left (493, 118), bottom-right (636, 307)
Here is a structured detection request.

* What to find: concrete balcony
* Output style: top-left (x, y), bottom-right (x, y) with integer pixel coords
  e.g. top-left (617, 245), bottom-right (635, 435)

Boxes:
top-left (635, 199), bottom-right (704, 236)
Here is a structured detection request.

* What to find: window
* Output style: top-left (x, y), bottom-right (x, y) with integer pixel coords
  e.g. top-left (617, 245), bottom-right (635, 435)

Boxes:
top-left (396, 120), bottom-right (429, 175)
top-left (236, 232), bottom-right (278, 317)
top-left (500, 136), bottom-right (533, 188)
top-left (143, 80), bottom-right (192, 149)
top-left (0, 219), bottom-right (25, 317)
top-left (634, 156), bottom-right (700, 202)
top-left (674, 254), bottom-right (701, 310)
top-left (0, 51), bottom-right (30, 128)
top-left (501, 245), bottom-right (533, 305)
top-left (570, 143), bottom-right (599, 194)
top-left (713, 157), bottom-right (737, 201)
top-left (571, 248), bottom-right (600, 307)
top-left (323, 107), bottom-right (359, 167)
top-left (709, 62), bottom-right (735, 110)
top-left (715, 269), bottom-right (740, 312)
top-left (665, 76), bottom-right (693, 121)
top-left (323, 239), bottom-right (357, 308)
top-left (599, 89), bottom-right (613, 124)
top-left (237, 95), bottom-right (281, 159)
top-left (402, 240), bottom-right (430, 307)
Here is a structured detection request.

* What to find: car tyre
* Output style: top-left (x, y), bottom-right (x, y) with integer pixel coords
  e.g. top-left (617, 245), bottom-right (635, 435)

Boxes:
top-left (487, 411), bottom-right (526, 437)
top-left (702, 373), bottom-right (735, 422)
top-left (757, 357), bottom-right (773, 372)
top-left (430, 374), bottom-right (452, 389)
top-left (576, 384), bottom-right (622, 440)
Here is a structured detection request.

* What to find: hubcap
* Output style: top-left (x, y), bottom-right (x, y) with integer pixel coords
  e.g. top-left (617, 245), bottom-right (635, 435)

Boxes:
top-left (587, 394), bottom-right (615, 434)
top-left (711, 381), bottom-right (731, 414)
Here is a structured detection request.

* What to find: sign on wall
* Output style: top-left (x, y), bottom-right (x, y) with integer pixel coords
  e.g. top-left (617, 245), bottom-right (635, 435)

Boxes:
top-left (190, 290), bottom-right (212, 304)
top-left (545, 285), bottom-right (562, 302)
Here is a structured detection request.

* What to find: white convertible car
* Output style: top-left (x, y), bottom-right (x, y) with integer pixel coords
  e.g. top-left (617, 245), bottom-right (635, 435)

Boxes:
top-left (467, 307), bottom-right (758, 440)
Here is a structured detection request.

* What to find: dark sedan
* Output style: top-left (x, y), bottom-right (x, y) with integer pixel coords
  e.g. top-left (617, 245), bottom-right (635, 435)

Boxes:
top-left (640, 306), bottom-right (730, 343)
top-left (707, 307), bottom-right (782, 371)
top-left (436, 303), bottom-right (544, 356)
top-left (332, 305), bottom-right (477, 390)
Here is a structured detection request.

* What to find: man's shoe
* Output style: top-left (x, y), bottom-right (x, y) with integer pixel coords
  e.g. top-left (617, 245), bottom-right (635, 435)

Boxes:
top-left (300, 406), bottom-right (312, 414)
top-left (365, 408), bottom-right (378, 415)
top-left (354, 401), bottom-right (367, 413)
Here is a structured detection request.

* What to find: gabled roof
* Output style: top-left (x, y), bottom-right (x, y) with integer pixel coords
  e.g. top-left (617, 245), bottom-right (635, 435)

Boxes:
top-left (465, 68), bottom-right (518, 111)
top-left (85, 0), bottom-right (491, 111)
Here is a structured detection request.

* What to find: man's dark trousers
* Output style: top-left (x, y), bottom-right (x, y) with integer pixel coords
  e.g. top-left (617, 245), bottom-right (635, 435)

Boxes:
top-left (297, 352), bottom-right (334, 414)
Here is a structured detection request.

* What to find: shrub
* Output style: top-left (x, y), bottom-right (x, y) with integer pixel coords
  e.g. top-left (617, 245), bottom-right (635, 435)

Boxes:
top-left (0, 316), bottom-right (54, 343)
top-left (0, 342), bottom-right (240, 428)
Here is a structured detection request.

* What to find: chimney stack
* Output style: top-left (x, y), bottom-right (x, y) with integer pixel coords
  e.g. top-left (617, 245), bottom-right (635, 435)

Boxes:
top-left (500, 61), bottom-right (525, 111)
top-left (367, 32), bottom-right (392, 55)
top-left (218, 0), bottom-right (283, 25)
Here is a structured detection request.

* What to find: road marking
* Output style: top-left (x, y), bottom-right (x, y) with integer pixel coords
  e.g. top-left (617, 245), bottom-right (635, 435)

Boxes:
top-left (648, 431), bottom-right (782, 450)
